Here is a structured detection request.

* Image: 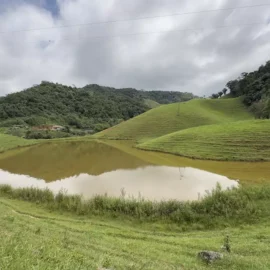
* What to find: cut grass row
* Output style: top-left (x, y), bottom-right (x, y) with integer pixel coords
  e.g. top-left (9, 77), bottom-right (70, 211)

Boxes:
top-left (96, 97), bottom-right (252, 141)
top-left (0, 185), bottom-right (270, 269)
top-left (138, 120), bottom-right (270, 161)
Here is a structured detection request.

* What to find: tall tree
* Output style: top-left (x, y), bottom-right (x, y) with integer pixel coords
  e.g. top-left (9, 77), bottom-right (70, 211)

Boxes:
top-left (222, 88), bottom-right (228, 95)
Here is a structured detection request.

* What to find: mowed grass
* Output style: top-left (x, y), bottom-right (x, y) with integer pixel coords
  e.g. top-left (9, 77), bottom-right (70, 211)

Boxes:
top-left (95, 97), bottom-right (252, 141)
top-left (138, 120), bottom-right (270, 161)
top-left (0, 134), bottom-right (37, 153)
top-left (0, 194), bottom-right (270, 270)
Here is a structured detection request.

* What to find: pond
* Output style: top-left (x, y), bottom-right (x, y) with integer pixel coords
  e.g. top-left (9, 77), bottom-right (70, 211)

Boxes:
top-left (0, 140), bottom-right (269, 201)
top-left (0, 166), bottom-right (238, 201)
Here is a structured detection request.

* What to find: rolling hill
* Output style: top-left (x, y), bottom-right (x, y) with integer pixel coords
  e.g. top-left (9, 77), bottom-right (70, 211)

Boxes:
top-left (138, 120), bottom-right (270, 161)
top-left (0, 82), bottom-right (195, 131)
top-left (96, 97), bottom-right (253, 141)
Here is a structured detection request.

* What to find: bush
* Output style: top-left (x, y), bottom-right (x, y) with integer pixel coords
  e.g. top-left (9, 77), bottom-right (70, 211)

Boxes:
top-left (250, 99), bottom-right (270, 119)
top-left (24, 116), bottom-right (49, 126)
top-left (94, 123), bottom-right (110, 132)
top-left (0, 118), bottom-right (26, 127)
top-left (25, 130), bottom-right (71, 140)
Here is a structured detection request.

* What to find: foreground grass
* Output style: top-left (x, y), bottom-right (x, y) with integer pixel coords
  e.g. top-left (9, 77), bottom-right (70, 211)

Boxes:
top-left (0, 134), bottom-right (37, 153)
top-left (138, 120), bottom-right (270, 161)
top-left (95, 98), bottom-right (252, 141)
top-left (1, 183), bottom-right (270, 229)
top-left (0, 192), bottom-right (270, 269)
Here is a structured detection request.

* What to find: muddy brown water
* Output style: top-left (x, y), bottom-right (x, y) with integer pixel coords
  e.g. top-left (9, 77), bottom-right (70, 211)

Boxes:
top-left (0, 140), bottom-right (269, 201)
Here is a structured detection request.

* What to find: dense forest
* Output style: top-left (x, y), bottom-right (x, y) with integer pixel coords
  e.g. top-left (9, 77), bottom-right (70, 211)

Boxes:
top-left (212, 60), bottom-right (270, 118)
top-left (0, 82), bottom-right (195, 134)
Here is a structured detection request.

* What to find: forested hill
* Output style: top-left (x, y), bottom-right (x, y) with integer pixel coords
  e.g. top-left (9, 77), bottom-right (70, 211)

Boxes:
top-left (212, 60), bottom-right (270, 119)
top-left (0, 81), bottom-right (195, 131)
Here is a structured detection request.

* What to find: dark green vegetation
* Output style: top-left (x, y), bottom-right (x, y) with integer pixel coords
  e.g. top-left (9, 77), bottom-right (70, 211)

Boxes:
top-left (0, 81), bottom-right (195, 135)
top-left (96, 97), bottom-right (252, 141)
top-left (138, 120), bottom-right (270, 161)
top-left (212, 60), bottom-right (270, 118)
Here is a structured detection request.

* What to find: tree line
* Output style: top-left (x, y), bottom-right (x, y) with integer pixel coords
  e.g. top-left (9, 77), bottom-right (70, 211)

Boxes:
top-left (211, 60), bottom-right (270, 118)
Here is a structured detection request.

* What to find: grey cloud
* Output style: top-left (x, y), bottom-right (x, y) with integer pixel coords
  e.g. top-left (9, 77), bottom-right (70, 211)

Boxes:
top-left (0, 0), bottom-right (270, 96)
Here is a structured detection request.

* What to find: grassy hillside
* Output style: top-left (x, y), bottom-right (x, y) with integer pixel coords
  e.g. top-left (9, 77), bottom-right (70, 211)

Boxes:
top-left (138, 120), bottom-right (270, 161)
top-left (0, 184), bottom-right (270, 269)
top-left (96, 97), bottom-right (253, 141)
top-left (0, 134), bottom-right (37, 153)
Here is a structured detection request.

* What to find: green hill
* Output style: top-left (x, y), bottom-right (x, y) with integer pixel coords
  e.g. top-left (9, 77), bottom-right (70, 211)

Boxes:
top-left (138, 120), bottom-right (270, 161)
top-left (0, 82), bottom-right (195, 132)
top-left (96, 97), bottom-right (253, 141)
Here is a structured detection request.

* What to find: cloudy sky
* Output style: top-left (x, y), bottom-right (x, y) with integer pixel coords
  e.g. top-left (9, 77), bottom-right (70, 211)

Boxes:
top-left (0, 0), bottom-right (270, 96)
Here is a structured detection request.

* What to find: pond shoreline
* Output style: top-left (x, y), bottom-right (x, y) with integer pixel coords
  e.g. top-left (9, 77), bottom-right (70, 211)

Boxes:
top-left (1, 183), bottom-right (269, 230)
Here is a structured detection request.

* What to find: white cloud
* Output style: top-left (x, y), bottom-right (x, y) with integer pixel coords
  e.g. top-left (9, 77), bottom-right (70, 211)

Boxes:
top-left (0, 0), bottom-right (270, 96)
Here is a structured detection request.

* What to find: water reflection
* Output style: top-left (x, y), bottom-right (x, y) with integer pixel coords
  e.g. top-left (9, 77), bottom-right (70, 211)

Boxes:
top-left (0, 166), bottom-right (238, 201)
top-left (0, 141), bottom-right (150, 181)
top-left (0, 140), bottom-right (269, 184)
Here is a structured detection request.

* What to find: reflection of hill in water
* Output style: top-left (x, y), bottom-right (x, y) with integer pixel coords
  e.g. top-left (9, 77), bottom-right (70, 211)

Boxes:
top-left (1, 140), bottom-right (270, 184)
top-left (0, 141), bottom-right (150, 182)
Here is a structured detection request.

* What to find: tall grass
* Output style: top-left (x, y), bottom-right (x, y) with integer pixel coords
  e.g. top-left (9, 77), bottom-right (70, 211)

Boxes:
top-left (1, 184), bottom-right (269, 228)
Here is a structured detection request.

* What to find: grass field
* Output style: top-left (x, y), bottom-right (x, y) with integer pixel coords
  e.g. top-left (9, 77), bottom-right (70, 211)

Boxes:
top-left (138, 120), bottom-right (270, 161)
top-left (95, 97), bottom-right (252, 141)
top-left (0, 134), bottom-right (37, 153)
top-left (0, 184), bottom-right (270, 270)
